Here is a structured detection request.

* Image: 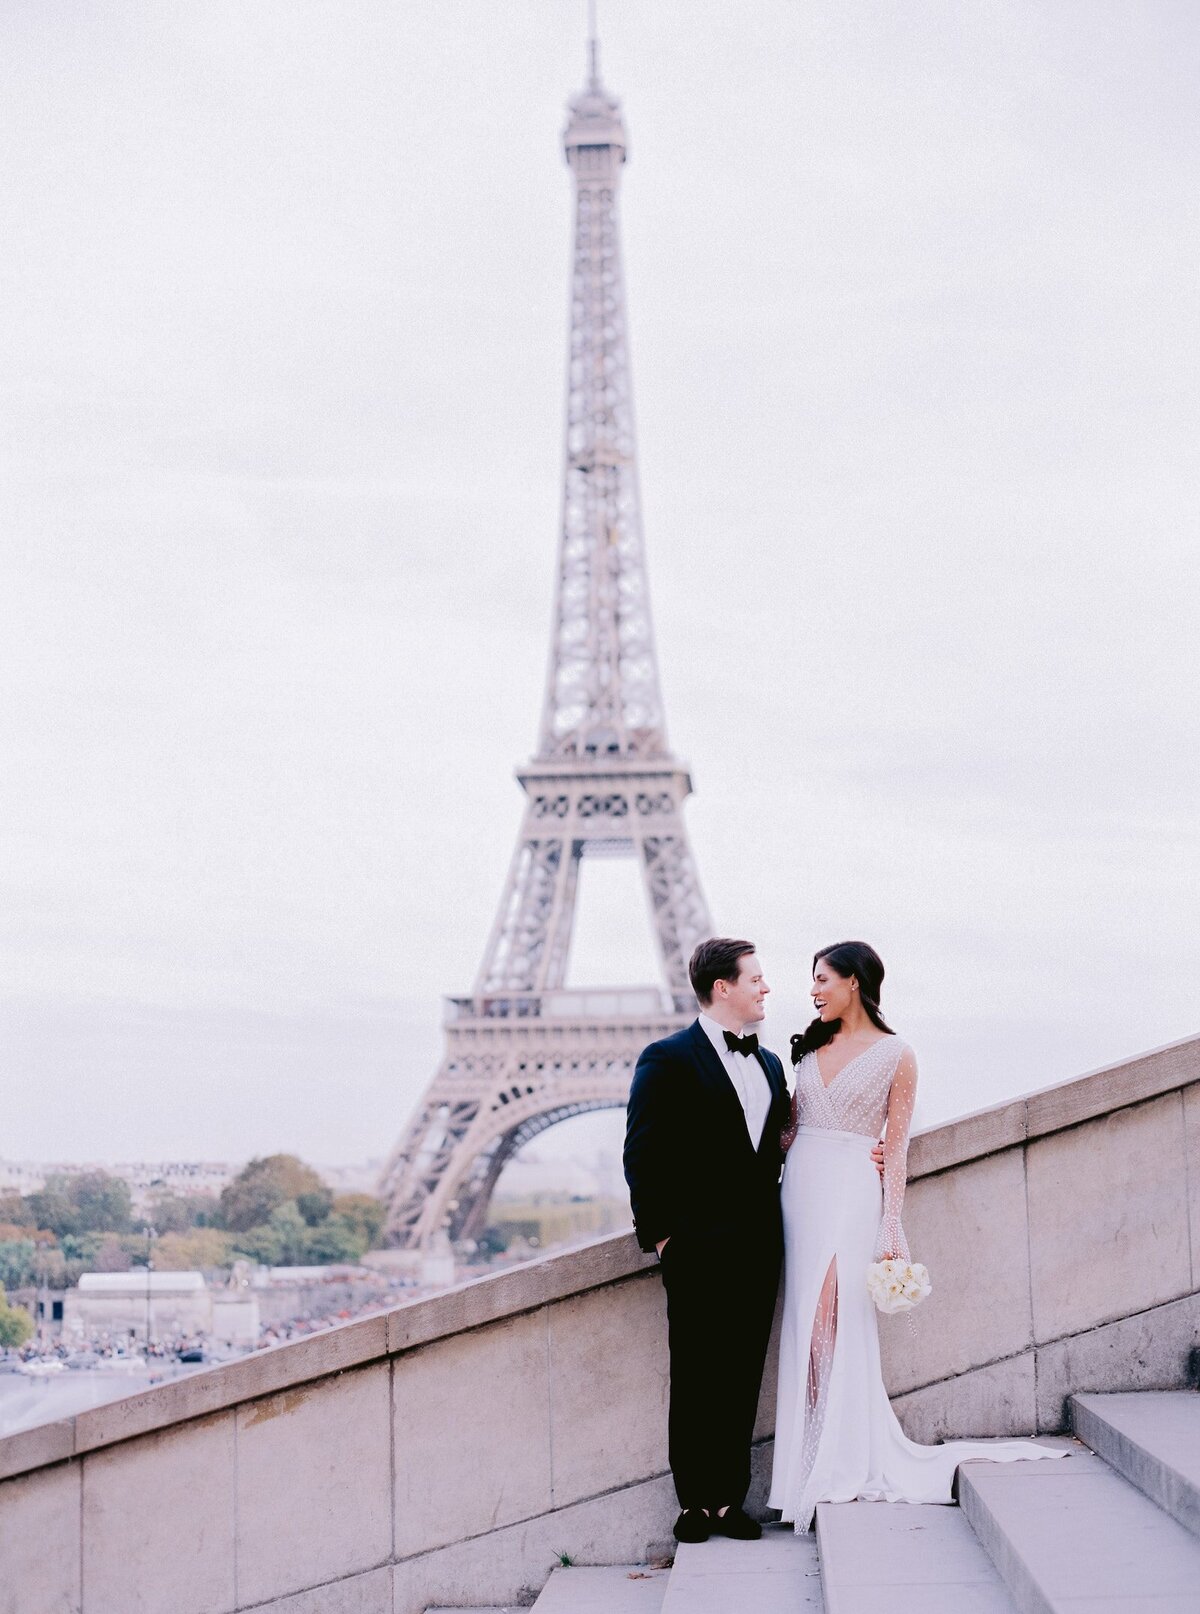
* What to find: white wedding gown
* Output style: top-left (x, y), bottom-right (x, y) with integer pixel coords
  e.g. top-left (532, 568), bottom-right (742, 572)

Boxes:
top-left (769, 1036), bottom-right (1064, 1531)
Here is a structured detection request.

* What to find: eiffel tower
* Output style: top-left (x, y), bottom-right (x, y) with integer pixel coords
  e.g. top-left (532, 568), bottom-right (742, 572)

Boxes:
top-left (380, 36), bottom-right (713, 1250)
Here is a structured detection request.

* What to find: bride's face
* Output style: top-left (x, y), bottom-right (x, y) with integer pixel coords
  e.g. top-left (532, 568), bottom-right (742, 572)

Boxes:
top-left (811, 959), bottom-right (856, 1021)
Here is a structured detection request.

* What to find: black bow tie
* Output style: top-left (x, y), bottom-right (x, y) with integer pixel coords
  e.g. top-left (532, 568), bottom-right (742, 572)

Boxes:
top-left (724, 1030), bottom-right (759, 1057)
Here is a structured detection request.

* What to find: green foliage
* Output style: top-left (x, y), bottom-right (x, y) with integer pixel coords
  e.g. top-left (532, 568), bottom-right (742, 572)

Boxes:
top-left (229, 1226), bottom-right (280, 1265)
top-left (25, 1171), bottom-right (132, 1239)
top-left (233, 1201), bottom-right (308, 1266)
top-left (6, 1157), bottom-right (373, 1279)
top-left (140, 1189), bottom-right (219, 1235)
top-left (265, 1202), bottom-right (311, 1264)
top-left (331, 1193), bottom-right (386, 1248)
top-left (0, 1292), bottom-right (34, 1348)
top-left (0, 1193), bottom-right (33, 1227)
top-left (231, 1202), bottom-right (371, 1268)
top-left (152, 1228), bottom-right (236, 1271)
top-left (32, 1247), bottom-right (68, 1289)
top-left (73, 1171), bottom-right (133, 1234)
top-left (0, 1223), bottom-right (54, 1245)
top-left (296, 1188), bottom-right (334, 1227)
top-left (0, 1240), bottom-right (37, 1288)
top-left (219, 1158), bottom-right (367, 1266)
top-left (303, 1214), bottom-right (369, 1264)
top-left (92, 1234), bottom-right (134, 1273)
top-left (59, 1232), bottom-right (114, 1285)
top-left (219, 1155), bottom-right (327, 1233)
top-left (58, 1233), bottom-right (98, 1264)
top-left (24, 1182), bottom-right (78, 1240)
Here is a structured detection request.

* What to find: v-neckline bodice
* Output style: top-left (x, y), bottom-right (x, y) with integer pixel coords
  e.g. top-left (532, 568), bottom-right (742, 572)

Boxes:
top-left (811, 1037), bottom-right (891, 1092)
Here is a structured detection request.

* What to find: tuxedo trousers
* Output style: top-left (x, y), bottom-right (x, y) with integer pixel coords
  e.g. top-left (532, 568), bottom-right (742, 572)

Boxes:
top-left (660, 1225), bottom-right (782, 1510)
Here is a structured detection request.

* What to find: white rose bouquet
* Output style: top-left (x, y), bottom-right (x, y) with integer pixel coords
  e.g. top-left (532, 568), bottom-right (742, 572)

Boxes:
top-left (866, 1258), bottom-right (931, 1315)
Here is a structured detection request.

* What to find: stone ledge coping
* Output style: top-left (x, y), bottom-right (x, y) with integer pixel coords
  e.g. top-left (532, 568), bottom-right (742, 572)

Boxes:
top-left (2, 1032), bottom-right (1195, 1483)
top-left (906, 1032), bottom-right (1198, 1180)
top-left (0, 1232), bottom-right (658, 1481)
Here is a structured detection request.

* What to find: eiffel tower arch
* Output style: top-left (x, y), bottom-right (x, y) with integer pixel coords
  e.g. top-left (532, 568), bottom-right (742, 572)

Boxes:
top-left (380, 38), bottom-right (713, 1250)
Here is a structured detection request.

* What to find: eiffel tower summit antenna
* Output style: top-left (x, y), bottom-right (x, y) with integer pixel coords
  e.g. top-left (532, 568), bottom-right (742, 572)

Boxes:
top-left (587, 0), bottom-right (600, 89)
top-left (379, 37), bottom-right (714, 1251)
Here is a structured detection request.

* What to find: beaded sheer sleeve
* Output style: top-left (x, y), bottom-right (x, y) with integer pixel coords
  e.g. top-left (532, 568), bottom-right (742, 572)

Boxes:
top-left (876, 1045), bottom-right (918, 1261)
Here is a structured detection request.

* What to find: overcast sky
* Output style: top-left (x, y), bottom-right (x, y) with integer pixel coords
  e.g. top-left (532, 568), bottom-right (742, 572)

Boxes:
top-left (2, 1), bottom-right (1197, 1174)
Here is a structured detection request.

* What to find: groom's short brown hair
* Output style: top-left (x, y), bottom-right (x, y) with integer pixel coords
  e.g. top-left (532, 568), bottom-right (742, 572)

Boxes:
top-left (688, 937), bottom-right (756, 1005)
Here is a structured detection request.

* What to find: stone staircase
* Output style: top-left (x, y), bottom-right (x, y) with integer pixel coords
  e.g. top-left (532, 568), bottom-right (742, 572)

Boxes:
top-left (427, 1391), bottom-right (1200, 1613)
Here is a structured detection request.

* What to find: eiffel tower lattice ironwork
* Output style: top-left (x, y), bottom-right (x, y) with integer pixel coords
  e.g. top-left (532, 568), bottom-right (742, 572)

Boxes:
top-left (380, 41), bottom-right (713, 1249)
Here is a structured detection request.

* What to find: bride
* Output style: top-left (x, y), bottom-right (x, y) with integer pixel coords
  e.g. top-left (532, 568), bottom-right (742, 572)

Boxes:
top-left (769, 940), bottom-right (1063, 1531)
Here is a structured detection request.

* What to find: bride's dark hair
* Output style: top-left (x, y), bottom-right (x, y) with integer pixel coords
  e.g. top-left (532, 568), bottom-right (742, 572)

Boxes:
top-left (790, 940), bottom-right (895, 1065)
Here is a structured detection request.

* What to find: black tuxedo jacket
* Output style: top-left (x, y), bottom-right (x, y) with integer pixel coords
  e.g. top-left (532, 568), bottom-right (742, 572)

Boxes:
top-left (623, 1019), bottom-right (791, 1254)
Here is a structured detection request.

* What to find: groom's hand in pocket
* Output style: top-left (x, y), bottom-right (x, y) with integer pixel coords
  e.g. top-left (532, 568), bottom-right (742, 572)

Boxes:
top-left (871, 1141), bottom-right (885, 1178)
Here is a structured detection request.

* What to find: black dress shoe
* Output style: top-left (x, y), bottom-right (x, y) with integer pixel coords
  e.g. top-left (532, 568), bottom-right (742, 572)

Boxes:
top-left (709, 1506), bottom-right (761, 1540)
top-left (673, 1507), bottom-right (711, 1543)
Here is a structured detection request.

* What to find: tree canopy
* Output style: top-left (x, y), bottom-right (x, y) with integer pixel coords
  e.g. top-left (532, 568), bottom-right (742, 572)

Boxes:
top-left (218, 1155), bottom-right (326, 1233)
top-left (2, 1155), bottom-right (388, 1283)
top-left (25, 1172), bottom-right (132, 1239)
top-left (0, 1291), bottom-right (33, 1348)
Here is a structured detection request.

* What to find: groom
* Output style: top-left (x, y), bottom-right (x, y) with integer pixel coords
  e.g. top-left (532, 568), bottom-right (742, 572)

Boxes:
top-left (623, 937), bottom-right (790, 1544)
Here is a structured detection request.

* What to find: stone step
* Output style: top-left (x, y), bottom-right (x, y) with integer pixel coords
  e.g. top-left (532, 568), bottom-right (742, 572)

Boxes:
top-left (1071, 1390), bottom-right (1200, 1540)
top-left (530, 1564), bottom-right (670, 1612)
top-left (958, 1444), bottom-right (1200, 1611)
top-left (815, 1500), bottom-right (1019, 1613)
top-left (661, 1523), bottom-right (823, 1613)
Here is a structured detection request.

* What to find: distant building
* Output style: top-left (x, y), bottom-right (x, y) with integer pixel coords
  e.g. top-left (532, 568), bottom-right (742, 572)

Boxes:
top-left (0, 1157), bottom-right (386, 1214)
top-left (312, 1160), bottom-right (385, 1196)
top-left (0, 1160), bottom-right (57, 1196)
top-left (0, 1158), bottom-right (237, 1213)
top-left (63, 1271), bottom-right (258, 1345)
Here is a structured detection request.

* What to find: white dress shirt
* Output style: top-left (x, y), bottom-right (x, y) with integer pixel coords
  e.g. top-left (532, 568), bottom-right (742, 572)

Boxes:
top-left (699, 1012), bottom-right (771, 1150)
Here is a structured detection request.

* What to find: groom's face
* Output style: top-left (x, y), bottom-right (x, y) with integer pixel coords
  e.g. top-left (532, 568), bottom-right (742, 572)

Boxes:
top-left (718, 953), bottom-right (769, 1026)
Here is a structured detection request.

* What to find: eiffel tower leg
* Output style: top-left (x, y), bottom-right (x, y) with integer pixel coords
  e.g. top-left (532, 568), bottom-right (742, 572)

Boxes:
top-left (451, 1143), bottom-right (513, 1246)
top-left (640, 829), bottom-right (713, 1002)
top-left (380, 789), bottom-right (714, 1248)
top-left (539, 838), bottom-right (581, 992)
top-left (380, 1026), bottom-right (654, 1248)
top-left (477, 834), bottom-right (566, 996)
top-left (376, 1058), bottom-right (484, 1249)
top-left (380, 821), bottom-right (580, 1249)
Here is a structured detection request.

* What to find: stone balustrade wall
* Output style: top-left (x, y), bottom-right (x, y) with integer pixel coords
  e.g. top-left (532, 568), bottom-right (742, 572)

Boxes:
top-left (2, 1034), bottom-right (1197, 1614)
